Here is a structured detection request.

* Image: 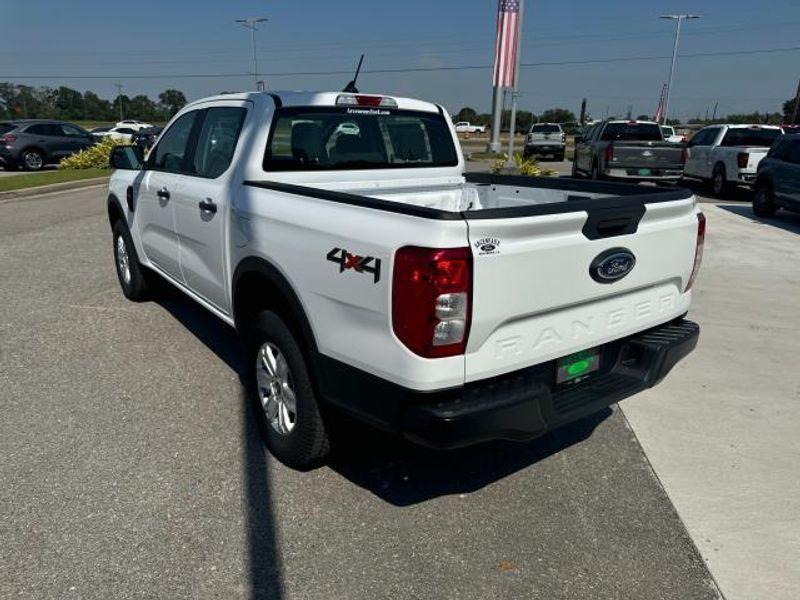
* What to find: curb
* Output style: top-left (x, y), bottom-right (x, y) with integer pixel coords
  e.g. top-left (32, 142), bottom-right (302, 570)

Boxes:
top-left (0, 176), bottom-right (110, 201)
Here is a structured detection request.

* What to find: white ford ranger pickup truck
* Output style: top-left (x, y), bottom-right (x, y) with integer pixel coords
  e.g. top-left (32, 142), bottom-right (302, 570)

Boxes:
top-left (107, 91), bottom-right (703, 468)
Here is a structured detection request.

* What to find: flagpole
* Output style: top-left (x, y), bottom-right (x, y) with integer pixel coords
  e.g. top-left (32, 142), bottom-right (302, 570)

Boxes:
top-left (487, 1), bottom-right (505, 154)
top-left (505, 0), bottom-right (525, 166)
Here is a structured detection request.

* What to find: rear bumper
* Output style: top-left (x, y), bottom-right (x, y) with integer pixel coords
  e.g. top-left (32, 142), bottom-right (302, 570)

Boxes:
top-left (605, 167), bottom-right (683, 181)
top-left (317, 318), bottom-right (699, 449)
top-left (525, 143), bottom-right (566, 154)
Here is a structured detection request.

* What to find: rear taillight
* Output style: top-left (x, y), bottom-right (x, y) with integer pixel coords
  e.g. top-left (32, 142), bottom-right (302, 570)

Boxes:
top-left (1, 134), bottom-right (17, 145)
top-left (392, 246), bottom-right (472, 358)
top-left (737, 152), bottom-right (749, 169)
top-left (685, 213), bottom-right (706, 292)
top-left (604, 144), bottom-right (614, 163)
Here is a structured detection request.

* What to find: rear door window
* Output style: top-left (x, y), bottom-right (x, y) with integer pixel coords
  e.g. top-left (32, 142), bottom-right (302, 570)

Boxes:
top-left (600, 123), bottom-right (663, 141)
top-left (720, 128), bottom-right (782, 147)
top-left (530, 124), bottom-right (560, 133)
top-left (263, 107), bottom-right (458, 171)
top-left (26, 124), bottom-right (61, 136)
top-left (191, 107), bottom-right (247, 178)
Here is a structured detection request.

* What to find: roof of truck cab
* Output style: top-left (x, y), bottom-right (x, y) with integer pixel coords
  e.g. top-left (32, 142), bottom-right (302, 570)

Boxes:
top-left (184, 91), bottom-right (442, 113)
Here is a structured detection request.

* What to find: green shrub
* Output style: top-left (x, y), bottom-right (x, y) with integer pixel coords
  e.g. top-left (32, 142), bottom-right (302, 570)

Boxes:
top-left (59, 137), bottom-right (130, 170)
top-left (490, 153), bottom-right (557, 177)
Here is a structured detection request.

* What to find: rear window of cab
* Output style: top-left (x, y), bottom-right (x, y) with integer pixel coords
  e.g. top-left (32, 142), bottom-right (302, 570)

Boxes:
top-left (263, 107), bottom-right (458, 171)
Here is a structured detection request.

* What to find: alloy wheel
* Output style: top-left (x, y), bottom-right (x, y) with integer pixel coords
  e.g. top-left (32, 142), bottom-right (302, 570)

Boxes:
top-left (255, 342), bottom-right (297, 435)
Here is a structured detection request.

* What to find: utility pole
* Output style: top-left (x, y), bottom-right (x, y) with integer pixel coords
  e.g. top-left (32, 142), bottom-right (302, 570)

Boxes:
top-left (660, 14), bottom-right (700, 125)
top-left (506, 0), bottom-right (526, 167)
top-left (711, 102), bottom-right (718, 121)
top-left (236, 17), bottom-right (268, 90)
top-left (115, 82), bottom-right (123, 121)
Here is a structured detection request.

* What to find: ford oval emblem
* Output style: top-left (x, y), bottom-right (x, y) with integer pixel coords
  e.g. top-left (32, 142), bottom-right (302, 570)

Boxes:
top-left (590, 248), bottom-right (636, 283)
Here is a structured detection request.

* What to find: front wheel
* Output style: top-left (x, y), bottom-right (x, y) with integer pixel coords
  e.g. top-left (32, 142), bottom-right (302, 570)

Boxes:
top-left (112, 220), bottom-right (151, 301)
top-left (753, 183), bottom-right (778, 217)
top-left (246, 311), bottom-right (330, 469)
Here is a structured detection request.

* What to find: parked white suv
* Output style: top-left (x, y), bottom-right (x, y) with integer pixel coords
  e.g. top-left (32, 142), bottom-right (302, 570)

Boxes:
top-left (683, 124), bottom-right (783, 195)
top-left (107, 90), bottom-right (703, 468)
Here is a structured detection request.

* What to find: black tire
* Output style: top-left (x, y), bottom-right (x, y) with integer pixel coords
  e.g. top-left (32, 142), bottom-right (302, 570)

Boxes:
top-left (571, 156), bottom-right (580, 178)
top-left (711, 164), bottom-right (729, 197)
top-left (20, 148), bottom-right (45, 171)
top-left (753, 182), bottom-right (778, 217)
top-left (591, 161), bottom-right (601, 180)
top-left (246, 311), bottom-right (330, 469)
top-left (556, 152), bottom-right (566, 161)
top-left (112, 219), bottom-right (150, 301)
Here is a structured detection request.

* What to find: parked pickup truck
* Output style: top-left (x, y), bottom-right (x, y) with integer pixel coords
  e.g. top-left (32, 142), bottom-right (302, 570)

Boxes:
top-left (524, 123), bottom-right (566, 160)
top-left (107, 91), bottom-right (703, 468)
top-left (572, 120), bottom-right (685, 183)
top-left (683, 124), bottom-right (784, 196)
top-left (454, 121), bottom-right (486, 134)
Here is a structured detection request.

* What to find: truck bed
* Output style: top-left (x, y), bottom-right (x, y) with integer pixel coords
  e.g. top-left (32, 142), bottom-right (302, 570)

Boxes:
top-left (247, 173), bottom-right (693, 218)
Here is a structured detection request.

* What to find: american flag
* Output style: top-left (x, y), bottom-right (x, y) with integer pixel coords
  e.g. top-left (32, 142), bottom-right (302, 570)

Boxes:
top-left (492, 0), bottom-right (520, 88)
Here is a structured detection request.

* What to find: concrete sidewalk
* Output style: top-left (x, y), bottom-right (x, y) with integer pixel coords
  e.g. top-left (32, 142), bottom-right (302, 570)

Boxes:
top-left (621, 203), bottom-right (800, 600)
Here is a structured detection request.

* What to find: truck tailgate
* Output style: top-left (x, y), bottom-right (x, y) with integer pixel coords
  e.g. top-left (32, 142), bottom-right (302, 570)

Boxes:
top-left (611, 142), bottom-right (684, 168)
top-left (464, 187), bottom-right (697, 382)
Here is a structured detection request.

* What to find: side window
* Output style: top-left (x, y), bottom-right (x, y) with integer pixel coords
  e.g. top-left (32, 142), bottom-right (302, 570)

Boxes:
top-left (191, 106), bottom-right (247, 178)
top-left (26, 124), bottom-right (58, 136)
top-left (60, 124), bottom-right (86, 137)
top-left (151, 111), bottom-right (199, 173)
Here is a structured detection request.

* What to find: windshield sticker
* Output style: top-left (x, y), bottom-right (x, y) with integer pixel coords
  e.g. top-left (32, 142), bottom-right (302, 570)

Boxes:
top-left (346, 108), bottom-right (391, 116)
top-left (474, 237), bottom-right (501, 256)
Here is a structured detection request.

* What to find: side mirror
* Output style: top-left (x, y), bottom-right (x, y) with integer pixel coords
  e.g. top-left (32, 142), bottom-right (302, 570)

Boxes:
top-left (110, 144), bottom-right (144, 170)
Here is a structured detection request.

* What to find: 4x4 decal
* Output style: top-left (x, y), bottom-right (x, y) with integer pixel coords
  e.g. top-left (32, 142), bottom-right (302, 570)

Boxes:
top-left (326, 248), bottom-right (381, 283)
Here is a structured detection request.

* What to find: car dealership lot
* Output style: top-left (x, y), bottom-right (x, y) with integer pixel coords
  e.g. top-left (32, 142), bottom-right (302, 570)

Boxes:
top-left (1, 181), bottom-right (797, 599)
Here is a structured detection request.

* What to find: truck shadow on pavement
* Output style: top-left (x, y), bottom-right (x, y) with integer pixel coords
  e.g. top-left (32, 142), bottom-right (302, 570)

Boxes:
top-left (155, 284), bottom-right (610, 511)
top-left (716, 203), bottom-right (800, 235)
top-left (326, 410), bottom-right (610, 506)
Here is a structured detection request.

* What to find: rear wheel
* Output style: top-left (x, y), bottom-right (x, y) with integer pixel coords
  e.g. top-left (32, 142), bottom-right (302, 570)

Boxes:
top-left (556, 151), bottom-right (566, 162)
top-left (591, 161), bottom-right (601, 180)
top-left (246, 311), bottom-right (330, 469)
top-left (753, 182), bottom-right (778, 217)
top-left (712, 164), bottom-right (729, 197)
top-left (20, 149), bottom-right (45, 171)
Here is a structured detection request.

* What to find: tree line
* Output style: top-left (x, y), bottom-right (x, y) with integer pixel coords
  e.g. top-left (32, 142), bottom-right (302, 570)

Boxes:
top-left (0, 83), bottom-right (188, 123)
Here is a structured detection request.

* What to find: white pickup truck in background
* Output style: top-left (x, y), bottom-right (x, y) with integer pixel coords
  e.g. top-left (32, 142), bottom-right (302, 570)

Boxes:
top-left (683, 123), bottom-right (784, 195)
top-left (454, 121), bottom-right (486, 134)
top-left (107, 90), bottom-right (703, 468)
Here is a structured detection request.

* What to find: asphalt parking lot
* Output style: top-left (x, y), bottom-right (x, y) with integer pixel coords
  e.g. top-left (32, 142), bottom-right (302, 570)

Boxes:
top-left (1, 176), bottom-right (798, 599)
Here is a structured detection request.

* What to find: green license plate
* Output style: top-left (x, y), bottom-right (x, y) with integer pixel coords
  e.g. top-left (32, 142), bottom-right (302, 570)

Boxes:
top-left (638, 168), bottom-right (652, 176)
top-left (556, 348), bottom-right (600, 384)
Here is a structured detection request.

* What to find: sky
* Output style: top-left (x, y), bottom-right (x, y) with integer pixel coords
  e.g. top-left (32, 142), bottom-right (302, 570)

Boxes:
top-left (1, 0), bottom-right (798, 121)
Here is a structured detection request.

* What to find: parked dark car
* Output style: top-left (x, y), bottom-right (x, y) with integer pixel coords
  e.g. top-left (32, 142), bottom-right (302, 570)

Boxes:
top-left (0, 120), bottom-right (95, 170)
top-left (131, 126), bottom-right (163, 152)
top-left (753, 133), bottom-right (800, 217)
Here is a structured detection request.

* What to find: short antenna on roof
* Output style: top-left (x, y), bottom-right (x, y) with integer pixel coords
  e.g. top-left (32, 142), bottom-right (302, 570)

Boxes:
top-left (343, 54), bottom-right (365, 93)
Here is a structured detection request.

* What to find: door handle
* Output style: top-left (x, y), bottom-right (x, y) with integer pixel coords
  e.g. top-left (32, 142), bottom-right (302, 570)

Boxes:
top-left (199, 199), bottom-right (217, 214)
top-left (156, 187), bottom-right (170, 200)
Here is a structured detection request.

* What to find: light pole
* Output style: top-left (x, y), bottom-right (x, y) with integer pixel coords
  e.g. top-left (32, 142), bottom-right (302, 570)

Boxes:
top-left (236, 17), bottom-right (268, 89)
top-left (660, 14), bottom-right (700, 125)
